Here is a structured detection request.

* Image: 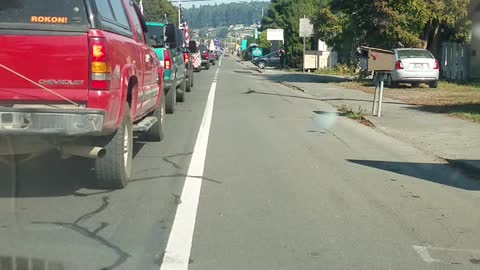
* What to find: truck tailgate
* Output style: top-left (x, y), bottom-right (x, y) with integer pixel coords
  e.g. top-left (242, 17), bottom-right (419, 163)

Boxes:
top-left (0, 33), bottom-right (89, 104)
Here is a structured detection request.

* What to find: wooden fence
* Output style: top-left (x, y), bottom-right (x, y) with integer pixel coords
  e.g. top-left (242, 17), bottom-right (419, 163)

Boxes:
top-left (441, 42), bottom-right (470, 82)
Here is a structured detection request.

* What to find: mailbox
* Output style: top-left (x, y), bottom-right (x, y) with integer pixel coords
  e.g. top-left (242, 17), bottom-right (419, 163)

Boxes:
top-left (360, 46), bottom-right (395, 72)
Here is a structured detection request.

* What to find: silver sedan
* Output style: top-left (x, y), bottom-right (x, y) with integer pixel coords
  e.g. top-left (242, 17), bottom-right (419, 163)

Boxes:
top-left (387, 48), bottom-right (440, 88)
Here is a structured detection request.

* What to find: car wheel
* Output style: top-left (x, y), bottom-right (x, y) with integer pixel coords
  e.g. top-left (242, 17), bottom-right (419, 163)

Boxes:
top-left (144, 90), bottom-right (166, 142)
top-left (186, 74), bottom-right (192, 92)
top-left (387, 74), bottom-right (399, 88)
top-left (205, 63), bottom-right (210, 70)
top-left (94, 102), bottom-right (132, 189)
top-left (411, 82), bottom-right (421, 88)
top-left (429, 80), bottom-right (438, 89)
top-left (258, 61), bottom-right (266, 69)
top-left (165, 84), bottom-right (176, 114)
top-left (177, 78), bottom-right (186, 102)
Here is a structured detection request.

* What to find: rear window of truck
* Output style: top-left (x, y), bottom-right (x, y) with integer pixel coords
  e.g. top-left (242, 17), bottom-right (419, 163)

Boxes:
top-left (146, 24), bottom-right (165, 40)
top-left (0, 0), bottom-right (88, 30)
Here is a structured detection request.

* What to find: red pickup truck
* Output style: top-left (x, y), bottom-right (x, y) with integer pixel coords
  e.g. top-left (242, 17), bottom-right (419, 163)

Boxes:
top-left (0, 0), bottom-right (165, 189)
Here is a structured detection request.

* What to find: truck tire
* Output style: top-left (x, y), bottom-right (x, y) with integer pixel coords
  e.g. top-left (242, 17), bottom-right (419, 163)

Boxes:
top-left (94, 102), bottom-right (133, 189)
top-left (186, 73), bottom-right (192, 92)
top-left (429, 80), bottom-right (438, 88)
top-left (205, 63), bottom-right (210, 70)
top-left (165, 83), bottom-right (176, 114)
top-left (177, 79), bottom-right (186, 102)
top-left (144, 91), bottom-right (166, 142)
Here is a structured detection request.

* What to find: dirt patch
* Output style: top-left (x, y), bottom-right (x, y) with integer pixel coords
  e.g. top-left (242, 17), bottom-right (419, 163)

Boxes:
top-left (337, 105), bottom-right (375, 127)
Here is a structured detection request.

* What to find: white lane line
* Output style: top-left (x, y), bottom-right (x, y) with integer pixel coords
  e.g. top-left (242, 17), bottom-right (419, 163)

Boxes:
top-left (428, 246), bottom-right (480, 253)
top-left (413, 245), bottom-right (441, 263)
top-left (160, 68), bottom-right (220, 270)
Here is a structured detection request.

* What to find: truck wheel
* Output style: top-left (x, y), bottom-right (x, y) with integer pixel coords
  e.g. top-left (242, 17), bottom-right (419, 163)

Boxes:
top-left (145, 91), bottom-right (166, 142)
top-left (205, 63), bottom-right (210, 70)
top-left (165, 84), bottom-right (176, 114)
top-left (177, 79), bottom-right (186, 102)
top-left (94, 102), bottom-right (133, 189)
top-left (186, 74), bottom-right (192, 92)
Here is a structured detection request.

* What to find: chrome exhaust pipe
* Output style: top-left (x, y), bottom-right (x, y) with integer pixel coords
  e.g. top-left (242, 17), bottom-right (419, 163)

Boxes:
top-left (62, 145), bottom-right (106, 159)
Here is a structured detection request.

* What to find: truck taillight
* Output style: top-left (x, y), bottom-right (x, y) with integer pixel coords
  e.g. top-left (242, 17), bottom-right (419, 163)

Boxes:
top-left (205, 52), bottom-right (209, 60)
top-left (89, 38), bottom-right (111, 90)
top-left (433, 59), bottom-right (440, 70)
top-left (183, 52), bottom-right (190, 64)
top-left (164, 50), bottom-right (172, 70)
top-left (395, 60), bottom-right (404, 70)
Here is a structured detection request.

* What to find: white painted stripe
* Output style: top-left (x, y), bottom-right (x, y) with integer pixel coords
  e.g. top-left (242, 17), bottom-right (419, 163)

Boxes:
top-left (160, 68), bottom-right (220, 270)
top-left (413, 245), bottom-right (440, 263)
top-left (428, 246), bottom-right (480, 253)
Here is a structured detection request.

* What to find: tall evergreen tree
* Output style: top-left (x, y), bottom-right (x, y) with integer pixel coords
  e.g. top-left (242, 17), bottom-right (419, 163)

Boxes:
top-left (262, 0), bottom-right (321, 67)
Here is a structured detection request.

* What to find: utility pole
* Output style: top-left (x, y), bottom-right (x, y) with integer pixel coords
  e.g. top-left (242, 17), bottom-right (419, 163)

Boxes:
top-left (303, 15), bottom-right (306, 73)
top-left (178, 0), bottom-right (181, 27)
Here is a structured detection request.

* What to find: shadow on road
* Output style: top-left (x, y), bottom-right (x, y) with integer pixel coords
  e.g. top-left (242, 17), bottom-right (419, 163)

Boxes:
top-left (348, 159), bottom-right (480, 191)
top-left (244, 89), bottom-right (406, 106)
top-left (0, 142), bottom-right (148, 198)
top-left (261, 73), bottom-right (350, 84)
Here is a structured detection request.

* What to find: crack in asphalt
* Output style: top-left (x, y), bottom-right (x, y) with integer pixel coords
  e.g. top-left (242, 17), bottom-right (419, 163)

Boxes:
top-left (32, 196), bottom-right (130, 270)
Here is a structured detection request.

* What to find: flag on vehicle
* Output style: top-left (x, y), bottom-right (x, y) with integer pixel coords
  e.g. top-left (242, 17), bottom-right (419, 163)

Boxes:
top-left (139, 0), bottom-right (144, 14)
top-left (179, 7), bottom-right (190, 44)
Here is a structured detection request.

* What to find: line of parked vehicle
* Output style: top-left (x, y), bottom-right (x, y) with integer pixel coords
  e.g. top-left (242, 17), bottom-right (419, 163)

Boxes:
top-left (0, 0), bottom-right (211, 190)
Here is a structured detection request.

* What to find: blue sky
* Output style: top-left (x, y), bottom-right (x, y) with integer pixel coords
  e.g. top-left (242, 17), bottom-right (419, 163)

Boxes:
top-left (171, 0), bottom-right (270, 9)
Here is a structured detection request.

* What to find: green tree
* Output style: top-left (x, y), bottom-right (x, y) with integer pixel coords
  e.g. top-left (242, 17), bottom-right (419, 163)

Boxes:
top-left (262, 0), bottom-right (321, 67)
top-left (217, 27), bottom-right (230, 39)
top-left (142, 0), bottom-right (178, 25)
top-left (312, 0), bottom-right (471, 63)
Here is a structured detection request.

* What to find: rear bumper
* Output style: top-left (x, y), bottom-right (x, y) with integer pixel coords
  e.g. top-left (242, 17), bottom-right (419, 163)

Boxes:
top-left (392, 70), bottom-right (439, 82)
top-left (0, 107), bottom-right (104, 136)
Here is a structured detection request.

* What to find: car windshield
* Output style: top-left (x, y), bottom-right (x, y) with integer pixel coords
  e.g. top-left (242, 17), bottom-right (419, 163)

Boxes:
top-left (2, 1), bottom-right (479, 270)
top-left (146, 24), bottom-right (164, 40)
top-left (397, 50), bottom-right (434, 59)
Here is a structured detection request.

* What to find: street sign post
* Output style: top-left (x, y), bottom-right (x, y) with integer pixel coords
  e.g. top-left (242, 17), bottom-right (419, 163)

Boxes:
top-left (267, 29), bottom-right (284, 41)
top-left (241, 39), bottom-right (247, 51)
top-left (299, 18), bottom-right (314, 72)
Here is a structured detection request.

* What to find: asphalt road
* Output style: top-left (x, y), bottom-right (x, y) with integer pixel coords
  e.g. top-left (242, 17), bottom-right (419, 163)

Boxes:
top-left (1, 57), bottom-right (480, 270)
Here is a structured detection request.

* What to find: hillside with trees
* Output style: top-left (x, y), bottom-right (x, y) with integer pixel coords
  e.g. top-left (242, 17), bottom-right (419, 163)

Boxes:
top-left (184, 2), bottom-right (270, 28)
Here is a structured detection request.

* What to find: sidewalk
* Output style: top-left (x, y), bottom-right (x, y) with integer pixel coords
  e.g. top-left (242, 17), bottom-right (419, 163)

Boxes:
top-left (259, 70), bottom-right (480, 174)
